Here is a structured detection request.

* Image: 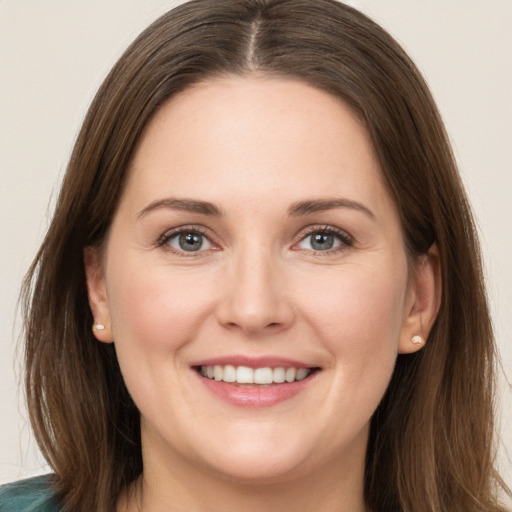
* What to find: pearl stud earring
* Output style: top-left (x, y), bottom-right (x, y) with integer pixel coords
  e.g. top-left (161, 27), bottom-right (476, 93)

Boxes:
top-left (411, 334), bottom-right (424, 345)
top-left (93, 324), bottom-right (105, 331)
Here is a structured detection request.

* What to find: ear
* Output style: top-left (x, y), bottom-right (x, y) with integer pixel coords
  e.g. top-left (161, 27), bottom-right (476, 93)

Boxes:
top-left (84, 246), bottom-right (114, 343)
top-left (398, 244), bottom-right (441, 354)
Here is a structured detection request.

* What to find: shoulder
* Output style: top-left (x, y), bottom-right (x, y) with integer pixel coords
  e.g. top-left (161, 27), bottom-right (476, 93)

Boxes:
top-left (0, 475), bottom-right (60, 512)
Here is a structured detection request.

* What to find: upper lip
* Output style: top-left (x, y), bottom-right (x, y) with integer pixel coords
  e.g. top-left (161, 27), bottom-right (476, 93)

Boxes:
top-left (190, 355), bottom-right (316, 369)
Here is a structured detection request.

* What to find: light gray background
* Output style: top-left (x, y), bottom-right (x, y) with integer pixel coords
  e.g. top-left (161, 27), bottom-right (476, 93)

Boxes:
top-left (1, 0), bottom-right (510, 495)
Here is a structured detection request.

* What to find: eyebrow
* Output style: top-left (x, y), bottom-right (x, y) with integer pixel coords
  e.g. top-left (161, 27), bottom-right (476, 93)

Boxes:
top-left (137, 198), bottom-right (223, 218)
top-left (137, 196), bottom-right (375, 220)
top-left (288, 198), bottom-right (375, 219)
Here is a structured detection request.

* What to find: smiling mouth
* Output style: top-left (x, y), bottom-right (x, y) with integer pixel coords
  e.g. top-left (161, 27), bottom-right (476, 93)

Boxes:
top-left (195, 365), bottom-right (319, 385)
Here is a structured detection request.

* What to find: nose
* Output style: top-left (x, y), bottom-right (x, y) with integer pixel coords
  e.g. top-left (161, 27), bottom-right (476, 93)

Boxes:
top-left (215, 247), bottom-right (295, 337)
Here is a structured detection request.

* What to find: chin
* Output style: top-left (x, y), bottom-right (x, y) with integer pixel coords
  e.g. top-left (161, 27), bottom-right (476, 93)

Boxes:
top-left (205, 453), bottom-right (311, 485)
top-left (185, 423), bottom-right (317, 483)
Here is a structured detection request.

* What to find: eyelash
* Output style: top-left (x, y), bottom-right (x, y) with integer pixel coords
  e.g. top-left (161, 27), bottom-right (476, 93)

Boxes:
top-left (156, 224), bottom-right (354, 257)
top-left (295, 225), bottom-right (354, 254)
top-left (156, 226), bottom-right (212, 258)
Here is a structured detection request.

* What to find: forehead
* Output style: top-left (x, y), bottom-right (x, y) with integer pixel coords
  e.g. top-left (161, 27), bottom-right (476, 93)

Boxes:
top-left (123, 75), bottom-right (393, 218)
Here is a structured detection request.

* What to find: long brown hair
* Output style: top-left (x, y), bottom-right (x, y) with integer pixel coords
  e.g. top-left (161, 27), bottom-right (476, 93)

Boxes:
top-left (22, 1), bottom-right (509, 510)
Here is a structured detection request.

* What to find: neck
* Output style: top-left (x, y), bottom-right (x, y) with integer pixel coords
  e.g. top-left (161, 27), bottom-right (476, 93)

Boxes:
top-left (144, 471), bottom-right (366, 512)
top-left (119, 439), bottom-right (368, 512)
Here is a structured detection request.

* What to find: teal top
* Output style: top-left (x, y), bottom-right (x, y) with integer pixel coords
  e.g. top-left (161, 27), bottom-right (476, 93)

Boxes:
top-left (0, 475), bottom-right (60, 512)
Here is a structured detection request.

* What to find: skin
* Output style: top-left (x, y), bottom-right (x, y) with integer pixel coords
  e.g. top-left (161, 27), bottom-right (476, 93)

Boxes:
top-left (86, 76), bottom-right (439, 512)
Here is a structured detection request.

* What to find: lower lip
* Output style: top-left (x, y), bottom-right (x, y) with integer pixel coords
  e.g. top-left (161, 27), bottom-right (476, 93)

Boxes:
top-left (195, 371), bottom-right (316, 408)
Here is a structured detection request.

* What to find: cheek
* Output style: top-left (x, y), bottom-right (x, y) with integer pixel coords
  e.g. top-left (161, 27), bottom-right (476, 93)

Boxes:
top-left (104, 264), bottom-right (219, 418)
top-left (307, 263), bottom-right (408, 429)
top-left (106, 264), bottom-right (215, 354)
top-left (298, 260), bottom-right (408, 367)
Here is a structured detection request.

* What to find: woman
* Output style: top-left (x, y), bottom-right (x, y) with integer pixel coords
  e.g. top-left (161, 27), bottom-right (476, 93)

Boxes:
top-left (1, 0), bottom-right (509, 510)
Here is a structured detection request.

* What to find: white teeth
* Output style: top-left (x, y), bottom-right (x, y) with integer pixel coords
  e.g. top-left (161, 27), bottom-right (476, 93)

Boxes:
top-left (285, 367), bottom-right (296, 383)
top-left (199, 365), bottom-right (313, 384)
top-left (223, 364), bottom-right (236, 383)
top-left (214, 365), bottom-right (223, 381)
top-left (296, 368), bottom-right (309, 381)
top-left (273, 367), bottom-right (285, 383)
top-left (236, 366), bottom-right (254, 384)
top-left (254, 367), bottom-right (273, 384)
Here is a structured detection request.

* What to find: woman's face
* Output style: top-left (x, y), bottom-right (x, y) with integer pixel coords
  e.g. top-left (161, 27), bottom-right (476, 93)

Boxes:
top-left (87, 76), bottom-right (432, 484)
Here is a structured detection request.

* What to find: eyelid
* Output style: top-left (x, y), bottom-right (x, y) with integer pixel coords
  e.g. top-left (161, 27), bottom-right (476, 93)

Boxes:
top-left (292, 224), bottom-right (355, 252)
top-left (155, 223), bottom-right (354, 256)
top-left (156, 224), bottom-right (219, 255)
top-left (157, 225), bottom-right (206, 245)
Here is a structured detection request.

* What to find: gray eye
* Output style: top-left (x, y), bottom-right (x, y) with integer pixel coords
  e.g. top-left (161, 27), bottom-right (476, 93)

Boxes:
top-left (310, 233), bottom-right (335, 250)
top-left (297, 231), bottom-right (344, 251)
top-left (168, 232), bottom-right (212, 252)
